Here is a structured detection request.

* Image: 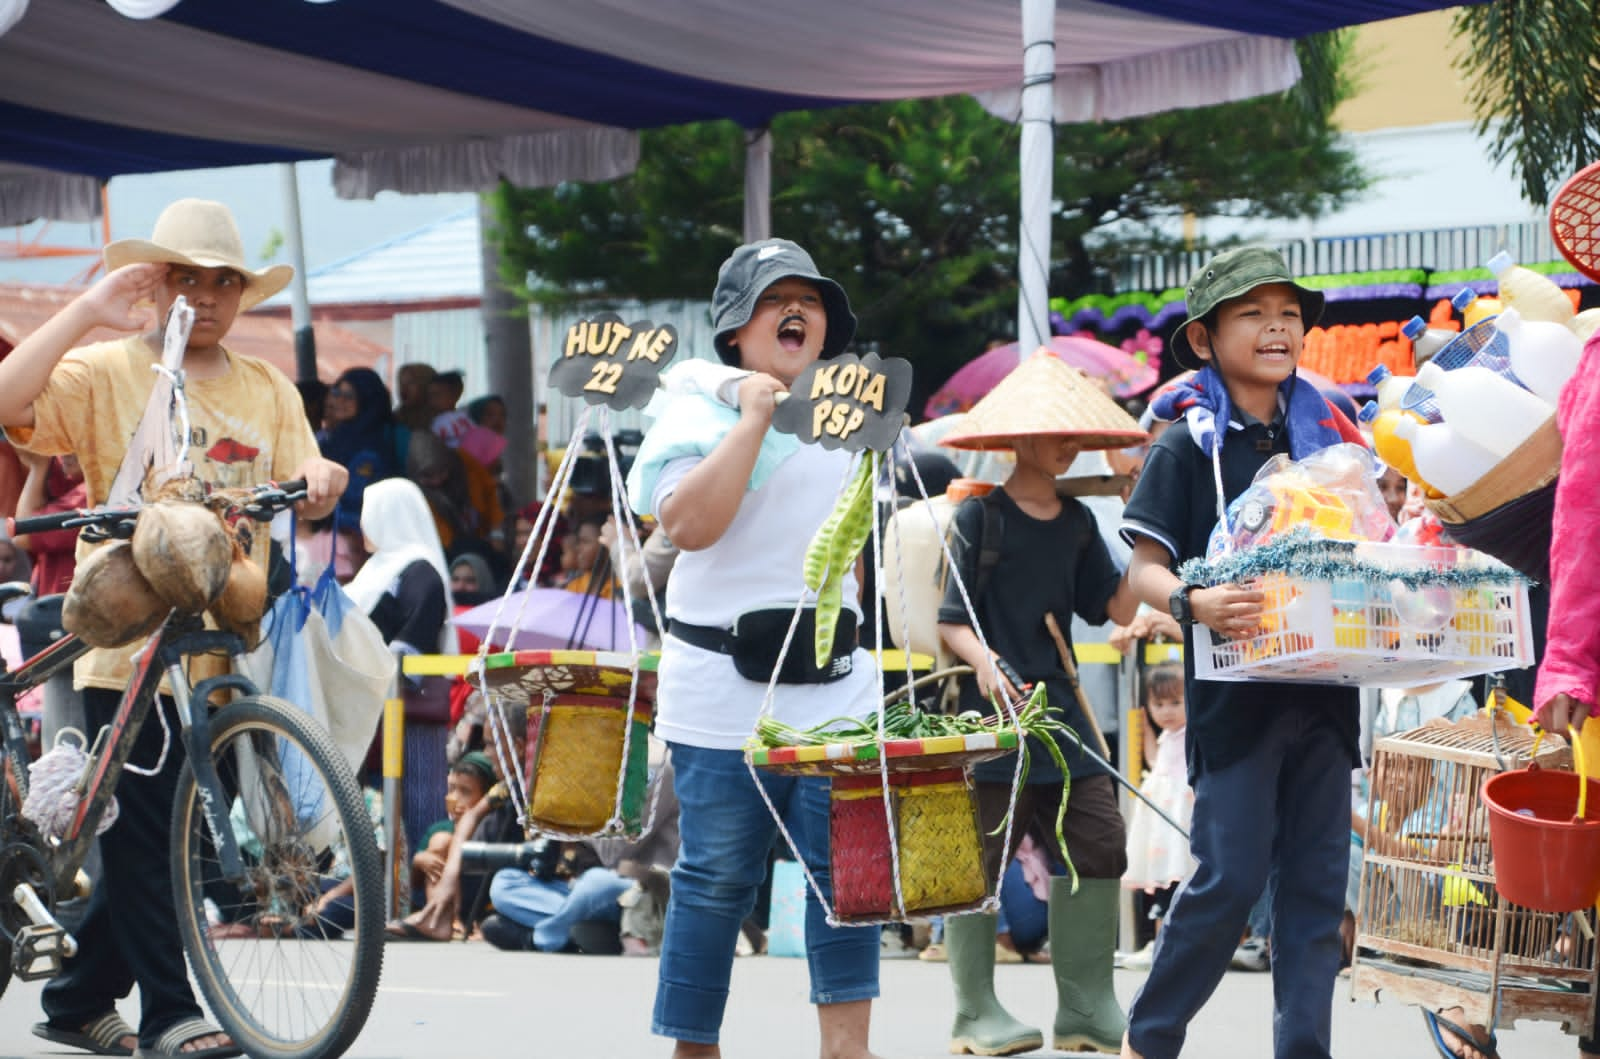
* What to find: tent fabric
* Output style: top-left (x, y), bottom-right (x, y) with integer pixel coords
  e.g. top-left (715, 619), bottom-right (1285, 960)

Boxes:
top-left (0, 0), bottom-right (1475, 226)
top-left (0, 162), bottom-right (100, 226)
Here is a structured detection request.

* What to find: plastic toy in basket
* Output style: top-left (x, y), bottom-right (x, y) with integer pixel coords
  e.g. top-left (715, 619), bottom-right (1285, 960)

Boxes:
top-left (1206, 443), bottom-right (1396, 558)
top-left (1181, 528), bottom-right (1533, 687)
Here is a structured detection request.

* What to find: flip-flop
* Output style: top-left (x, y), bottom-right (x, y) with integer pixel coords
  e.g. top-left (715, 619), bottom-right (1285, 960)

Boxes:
top-left (1423, 1010), bottom-right (1500, 1059)
top-left (33, 1012), bottom-right (137, 1056)
top-left (384, 919), bottom-right (447, 942)
top-left (131, 1016), bottom-right (241, 1059)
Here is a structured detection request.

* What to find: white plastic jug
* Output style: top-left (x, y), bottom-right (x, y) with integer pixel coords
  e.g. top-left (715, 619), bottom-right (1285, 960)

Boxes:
top-left (1391, 416), bottom-right (1500, 496)
top-left (1402, 291), bottom-right (1475, 365)
top-left (1487, 250), bottom-right (1575, 325)
top-left (1367, 365), bottom-right (1416, 411)
top-left (1496, 306), bottom-right (1582, 405)
top-left (1413, 361), bottom-right (1553, 460)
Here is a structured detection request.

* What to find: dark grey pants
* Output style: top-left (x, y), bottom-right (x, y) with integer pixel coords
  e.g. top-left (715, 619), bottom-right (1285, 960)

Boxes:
top-left (1126, 707), bottom-right (1350, 1059)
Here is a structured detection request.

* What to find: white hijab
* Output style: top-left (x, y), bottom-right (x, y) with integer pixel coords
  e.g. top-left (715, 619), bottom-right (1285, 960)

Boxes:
top-left (345, 478), bottom-right (458, 653)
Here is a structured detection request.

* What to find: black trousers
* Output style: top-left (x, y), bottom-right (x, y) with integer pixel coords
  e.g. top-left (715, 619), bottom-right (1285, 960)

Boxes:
top-left (41, 688), bottom-right (205, 1048)
top-left (974, 772), bottom-right (1128, 883)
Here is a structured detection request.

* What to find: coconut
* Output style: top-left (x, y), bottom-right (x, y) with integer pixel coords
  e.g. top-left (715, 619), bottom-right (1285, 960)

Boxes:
top-left (131, 501), bottom-right (232, 613)
top-left (63, 541), bottom-right (169, 648)
top-left (209, 545), bottom-right (268, 646)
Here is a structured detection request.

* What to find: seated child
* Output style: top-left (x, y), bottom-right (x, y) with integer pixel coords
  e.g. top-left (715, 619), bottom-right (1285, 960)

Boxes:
top-left (387, 752), bottom-right (499, 940)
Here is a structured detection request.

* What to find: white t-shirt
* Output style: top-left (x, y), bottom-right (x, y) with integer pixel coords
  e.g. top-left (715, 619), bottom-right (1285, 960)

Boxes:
top-left (650, 443), bottom-right (878, 750)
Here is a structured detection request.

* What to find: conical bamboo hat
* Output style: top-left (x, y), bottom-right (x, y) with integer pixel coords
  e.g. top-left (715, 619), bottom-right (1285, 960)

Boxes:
top-left (939, 350), bottom-right (1148, 451)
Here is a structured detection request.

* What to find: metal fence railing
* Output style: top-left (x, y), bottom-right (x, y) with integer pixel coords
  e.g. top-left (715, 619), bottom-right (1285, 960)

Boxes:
top-left (1111, 220), bottom-right (1555, 293)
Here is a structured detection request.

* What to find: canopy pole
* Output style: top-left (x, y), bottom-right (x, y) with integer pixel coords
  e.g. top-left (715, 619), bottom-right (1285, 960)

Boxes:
top-left (479, 194), bottom-right (538, 510)
top-left (279, 163), bottom-right (317, 381)
top-left (1017, 0), bottom-right (1055, 360)
top-left (743, 126), bottom-right (772, 242)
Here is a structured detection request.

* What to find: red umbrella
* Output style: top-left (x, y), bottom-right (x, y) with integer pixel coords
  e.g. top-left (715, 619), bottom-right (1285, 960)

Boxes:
top-left (925, 335), bottom-right (1158, 419)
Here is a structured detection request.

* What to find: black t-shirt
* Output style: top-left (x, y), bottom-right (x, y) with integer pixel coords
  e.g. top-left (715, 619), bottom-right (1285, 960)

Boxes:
top-left (368, 559), bottom-right (447, 654)
top-left (1121, 415), bottom-right (1360, 778)
top-left (937, 488), bottom-right (1121, 781)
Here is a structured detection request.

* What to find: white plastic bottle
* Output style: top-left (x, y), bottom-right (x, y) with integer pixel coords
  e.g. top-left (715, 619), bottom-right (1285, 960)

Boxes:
top-left (1402, 290), bottom-right (1477, 363)
top-left (1487, 250), bottom-right (1575, 325)
top-left (1367, 365), bottom-right (1415, 411)
top-left (1496, 305), bottom-right (1582, 405)
top-left (1413, 361), bottom-right (1554, 460)
top-left (1391, 416), bottom-right (1501, 496)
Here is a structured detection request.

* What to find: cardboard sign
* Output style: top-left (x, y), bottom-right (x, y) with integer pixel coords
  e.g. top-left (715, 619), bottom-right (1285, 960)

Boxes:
top-left (773, 352), bottom-right (912, 452)
top-left (549, 315), bottom-right (678, 410)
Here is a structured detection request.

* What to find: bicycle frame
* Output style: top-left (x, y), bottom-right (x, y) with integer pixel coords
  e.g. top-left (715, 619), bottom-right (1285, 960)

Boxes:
top-left (0, 613), bottom-right (256, 903)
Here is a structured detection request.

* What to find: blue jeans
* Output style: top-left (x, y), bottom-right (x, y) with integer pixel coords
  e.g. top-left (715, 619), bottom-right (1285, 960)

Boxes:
top-left (997, 858), bottom-right (1048, 952)
top-left (490, 866), bottom-right (630, 952)
top-left (1125, 707), bottom-right (1350, 1059)
top-left (652, 743), bottom-right (879, 1045)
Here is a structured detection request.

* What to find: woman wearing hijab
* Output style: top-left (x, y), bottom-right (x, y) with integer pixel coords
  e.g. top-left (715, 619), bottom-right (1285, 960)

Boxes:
top-left (318, 368), bottom-right (401, 525)
top-left (346, 478), bottom-right (458, 860)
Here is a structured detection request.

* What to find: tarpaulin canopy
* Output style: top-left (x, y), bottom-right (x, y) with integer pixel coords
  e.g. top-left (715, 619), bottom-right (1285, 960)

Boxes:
top-left (0, 0), bottom-right (1468, 227)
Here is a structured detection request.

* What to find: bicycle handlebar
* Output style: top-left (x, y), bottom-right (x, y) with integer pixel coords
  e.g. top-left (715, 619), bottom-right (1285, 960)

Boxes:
top-left (7, 478), bottom-right (309, 537)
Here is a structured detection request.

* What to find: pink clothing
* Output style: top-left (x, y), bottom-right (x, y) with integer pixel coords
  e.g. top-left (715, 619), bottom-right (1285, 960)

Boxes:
top-left (1533, 332), bottom-right (1600, 717)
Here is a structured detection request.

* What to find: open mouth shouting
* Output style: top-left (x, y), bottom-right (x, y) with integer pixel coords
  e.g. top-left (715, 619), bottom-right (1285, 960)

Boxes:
top-left (778, 314), bottom-right (808, 352)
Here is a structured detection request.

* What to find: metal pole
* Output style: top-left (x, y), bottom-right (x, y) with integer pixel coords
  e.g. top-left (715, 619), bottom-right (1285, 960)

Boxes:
top-left (382, 693), bottom-right (406, 919)
top-left (279, 164), bottom-right (317, 381)
top-left (1016, 0), bottom-right (1055, 358)
top-left (479, 195), bottom-right (537, 510)
top-left (743, 127), bottom-right (772, 243)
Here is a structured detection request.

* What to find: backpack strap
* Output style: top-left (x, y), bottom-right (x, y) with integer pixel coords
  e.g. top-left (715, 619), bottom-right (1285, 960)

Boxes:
top-left (973, 491), bottom-right (1004, 601)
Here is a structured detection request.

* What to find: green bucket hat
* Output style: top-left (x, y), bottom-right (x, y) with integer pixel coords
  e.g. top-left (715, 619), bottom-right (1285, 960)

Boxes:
top-left (1169, 247), bottom-right (1325, 370)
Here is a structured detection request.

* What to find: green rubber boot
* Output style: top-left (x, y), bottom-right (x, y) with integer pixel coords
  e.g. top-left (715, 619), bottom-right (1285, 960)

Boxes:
top-left (1049, 877), bottom-right (1126, 1054)
top-left (944, 910), bottom-right (1044, 1056)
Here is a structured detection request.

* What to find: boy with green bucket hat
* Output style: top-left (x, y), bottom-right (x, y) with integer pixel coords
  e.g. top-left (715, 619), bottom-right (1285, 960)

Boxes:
top-left (1117, 246), bottom-right (1362, 1059)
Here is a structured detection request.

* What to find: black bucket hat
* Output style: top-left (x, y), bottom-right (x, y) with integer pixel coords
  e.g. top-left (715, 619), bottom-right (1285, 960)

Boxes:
top-left (711, 238), bottom-right (857, 365)
top-left (1169, 247), bottom-right (1325, 371)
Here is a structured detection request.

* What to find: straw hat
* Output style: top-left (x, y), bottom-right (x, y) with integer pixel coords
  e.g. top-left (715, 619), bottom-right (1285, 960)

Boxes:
top-left (103, 198), bottom-right (293, 312)
top-left (939, 350), bottom-right (1148, 452)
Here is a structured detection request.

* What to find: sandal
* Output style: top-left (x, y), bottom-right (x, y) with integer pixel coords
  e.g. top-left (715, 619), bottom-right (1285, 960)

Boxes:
top-left (132, 1017), bottom-right (240, 1059)
top-left (33, 1011), bottom-right (137, 1056)
top-left (384, 918), bottom-right (448, 942)
top-left (1423, 1010), bottom-right (1500, 1059)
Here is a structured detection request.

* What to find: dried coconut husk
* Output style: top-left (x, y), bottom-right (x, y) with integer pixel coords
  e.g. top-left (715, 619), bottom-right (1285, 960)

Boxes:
top-left (208, 527), bottom-right (268, 646)
top-left (63, 541), bottom-right (169, 648)
top-left (131, 500), bottom-right (232, 613)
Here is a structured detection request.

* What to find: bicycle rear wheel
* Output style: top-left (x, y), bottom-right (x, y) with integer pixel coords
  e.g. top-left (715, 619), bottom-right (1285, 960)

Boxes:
top-left (171, 695), bottom-right (383, 1059)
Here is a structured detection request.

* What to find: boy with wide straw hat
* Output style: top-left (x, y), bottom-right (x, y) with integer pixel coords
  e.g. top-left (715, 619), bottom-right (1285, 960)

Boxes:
top-left (935, 351), bottom-right (1145, 1056)
top-left (0, 197), bottom-right (346, 1059)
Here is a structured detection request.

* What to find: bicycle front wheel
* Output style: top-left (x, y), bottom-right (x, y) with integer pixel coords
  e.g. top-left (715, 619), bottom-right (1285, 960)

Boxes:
top-left (171, 695), bottom-right (384, 1059)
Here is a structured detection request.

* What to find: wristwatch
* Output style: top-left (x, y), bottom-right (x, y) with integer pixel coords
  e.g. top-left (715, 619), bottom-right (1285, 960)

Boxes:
top-left (1168, 584), bottom-right (1198, 626)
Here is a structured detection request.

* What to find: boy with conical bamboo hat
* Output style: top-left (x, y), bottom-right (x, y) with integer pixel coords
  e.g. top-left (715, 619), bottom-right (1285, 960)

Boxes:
top-left (934, 349), bottom-right (1146, 1055)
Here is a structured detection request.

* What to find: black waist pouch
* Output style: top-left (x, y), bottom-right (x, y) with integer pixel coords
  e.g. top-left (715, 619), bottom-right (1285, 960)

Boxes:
top-left (731, 608), bottom-right (856, 685)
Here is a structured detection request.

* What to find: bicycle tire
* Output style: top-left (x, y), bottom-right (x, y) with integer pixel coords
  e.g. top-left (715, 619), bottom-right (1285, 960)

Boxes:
top-left (170, 695), bottom-right (384, 1059)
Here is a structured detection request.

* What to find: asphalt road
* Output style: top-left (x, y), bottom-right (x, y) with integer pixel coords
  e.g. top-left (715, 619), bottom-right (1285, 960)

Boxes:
top-left (0, 943), bottom-right (1577, 1058)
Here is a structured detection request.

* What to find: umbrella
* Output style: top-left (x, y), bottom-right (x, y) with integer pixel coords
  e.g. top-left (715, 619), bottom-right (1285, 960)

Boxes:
top-left (925, 335), bottom-right (1158, 419)
top-left (453, 588), bottom-right (648, 653)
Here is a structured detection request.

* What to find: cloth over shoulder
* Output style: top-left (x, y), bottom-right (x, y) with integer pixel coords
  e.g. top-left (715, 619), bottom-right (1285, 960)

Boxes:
top-left (625, 391), bottom-right (800, 517)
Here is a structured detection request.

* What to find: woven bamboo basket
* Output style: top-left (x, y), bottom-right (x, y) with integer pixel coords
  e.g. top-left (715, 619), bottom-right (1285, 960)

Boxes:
top-left (1351, 712), bottom-right (1596, 1035)
top-left (481, 650), bottom-right (656, 838)
top-left (524, 693), bottom-right (651, 835)
top-left (829, 768), bottom-right (988, 923)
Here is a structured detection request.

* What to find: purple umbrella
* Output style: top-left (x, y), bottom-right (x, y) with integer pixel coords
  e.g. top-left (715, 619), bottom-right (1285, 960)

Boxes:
top-left (452, 588), bottom-right (648, 652)
top-left (925, 335), bottom-right (1159, 418)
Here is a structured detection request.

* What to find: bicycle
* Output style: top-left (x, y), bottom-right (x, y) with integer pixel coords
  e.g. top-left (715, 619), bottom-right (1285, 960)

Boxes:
top-left (0, 480), bottom-right (383, 1059)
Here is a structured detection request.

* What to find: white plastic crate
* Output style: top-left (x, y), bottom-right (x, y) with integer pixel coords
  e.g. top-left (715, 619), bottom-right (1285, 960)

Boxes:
top-left (1193, 546), bottom-right (1533, 687)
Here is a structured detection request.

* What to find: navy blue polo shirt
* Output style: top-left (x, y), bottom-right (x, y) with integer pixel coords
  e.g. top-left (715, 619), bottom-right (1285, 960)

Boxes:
top-left (1121, 413), bottom-right (1360, 778)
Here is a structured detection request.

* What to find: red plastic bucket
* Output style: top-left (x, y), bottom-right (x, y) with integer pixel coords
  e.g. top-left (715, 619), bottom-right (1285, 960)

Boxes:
top-left (1482, 766), bottom-right (1600, 913)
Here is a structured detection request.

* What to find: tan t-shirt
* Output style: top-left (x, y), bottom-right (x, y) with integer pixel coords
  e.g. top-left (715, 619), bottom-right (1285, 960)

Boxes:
top-left (11, 336), bottom-right (319, 691)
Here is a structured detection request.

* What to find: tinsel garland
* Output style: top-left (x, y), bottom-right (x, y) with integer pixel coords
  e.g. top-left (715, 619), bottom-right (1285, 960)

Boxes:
top-left (1177, 528), bottom-right (1528, 591)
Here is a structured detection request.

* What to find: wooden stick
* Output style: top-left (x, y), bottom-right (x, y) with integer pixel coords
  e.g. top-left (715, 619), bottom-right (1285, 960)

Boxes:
top-left (1043, 611), bottom-right (1113, 761)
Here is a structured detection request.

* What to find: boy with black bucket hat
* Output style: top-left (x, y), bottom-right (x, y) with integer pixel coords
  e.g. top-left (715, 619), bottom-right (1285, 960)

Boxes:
top-left (626, 239), bottom-right (883, 1058)
top-left (1117, 247), bottom-right (1364, 1059)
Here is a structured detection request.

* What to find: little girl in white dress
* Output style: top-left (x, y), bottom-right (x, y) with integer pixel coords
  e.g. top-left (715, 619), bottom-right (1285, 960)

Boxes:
top-left (1124, 663), bottom-right (1196, 895)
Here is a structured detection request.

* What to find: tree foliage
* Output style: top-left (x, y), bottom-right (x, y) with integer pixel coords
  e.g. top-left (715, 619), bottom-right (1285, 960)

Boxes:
top-left (490, 33), bottom-right (1366, 393)
top-left (1454, 0), bottom-right (1600, 207)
